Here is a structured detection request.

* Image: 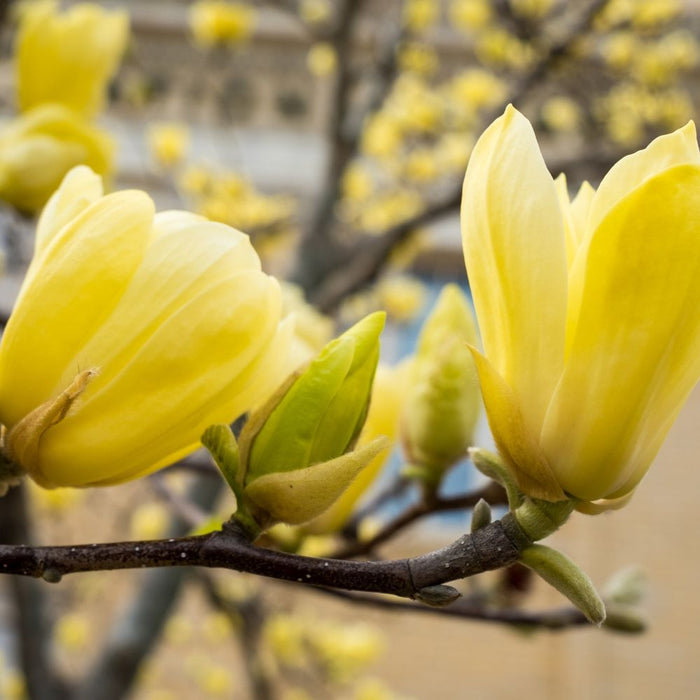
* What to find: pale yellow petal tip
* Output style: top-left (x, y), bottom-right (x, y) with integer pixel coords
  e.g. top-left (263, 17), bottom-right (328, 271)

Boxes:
top-left (575, 491), bottom-right (635, 515)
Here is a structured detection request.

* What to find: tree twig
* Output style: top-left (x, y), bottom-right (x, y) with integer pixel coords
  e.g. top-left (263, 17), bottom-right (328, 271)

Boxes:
top-left (333, 480), bottom-right (508, 559)
top-left (1, 484), bottom-right (68, 700)
top-left (315, 587), bottom-right (593, 630)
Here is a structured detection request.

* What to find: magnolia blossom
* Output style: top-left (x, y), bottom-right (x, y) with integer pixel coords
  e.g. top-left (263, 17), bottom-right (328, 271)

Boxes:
top-left (461, 105), bottom-right (700, 509)
top-left (0, 167), bottom-right (289, 488)
top-left (16, 0), bottom-right (129, 119)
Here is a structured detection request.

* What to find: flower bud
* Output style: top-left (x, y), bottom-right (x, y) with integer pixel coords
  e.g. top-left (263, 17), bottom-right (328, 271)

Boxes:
top-left (401, 285), bottom-right (480, 483)
top-left (0, 104), bottom-right (113, 212)
top-left (16, 0), bottom-right (129, 119)
top-left (236, 313), bottom-right (389, 527)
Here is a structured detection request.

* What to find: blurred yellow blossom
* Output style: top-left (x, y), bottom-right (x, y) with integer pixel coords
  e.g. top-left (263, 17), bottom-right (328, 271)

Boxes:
top-left (0, 166), bottom-right (289, 489)
top-left (601, 32), bottom-right (637, 70)
top-left (55, 613), bottom-right (90, 651)
top-left (402, 0), bottom-right (439, 33)
top-left (28, 480), bottom-right (84, 512)
top-left (342, 162), bottom-right (374, 203)
top-left (434, 132), bottom-right (473, 172)
top-left (447, 68), bottom-right (508, 114)
top-left (0, 103), bottom-right (113, 213)
top-left (361, 113), bottom-right (403, 159)
top-left (281, 282), bottom-right (334, 359)
top-left (310, 621), bottom-right (384, 682)
top-left (146, 122), bottom-right (190, 169)
top-left (509, 0), bottom-right (554, 20)
top-left (197, 664), bottom-right (234, 696)
top-left (397, 42), bottom-right (439, 76)
top-left (376, 274), bottom-right (428, 322)
top-left (299, 0), bottom-right (331, 25)
top-left (631, 0), bottom-right (679, 28)
top-left (129, 502), bottom-right (170, 539)
top-left (202, 611), bottom-right (235, 642)
top-left (0, 669), bottom-right (26, 700)
top-left (16, 0), bottom-right (129, 119)
top-left (356, 189), bottom-right (423, 233)
top-left (189, 1), bottom-right (256, 47)
top-left (403, 147), bottom-right (440, 182)
top-left (164, 615), bottom-right (194, 645)
top-left (307, 42), bottom-right (338, 77)
top-left (265, 613), bottom-right (309, 667)
top-left (448, 0), bottom-right (492, 32)
top-left (541, 96), bottom-right (581, 133)
top-left (476, 27), bottom-right (535, 68)
top-left (353, 678), bottom-right (411, 700)
top-left (179, 165), bottom-right (211, 194)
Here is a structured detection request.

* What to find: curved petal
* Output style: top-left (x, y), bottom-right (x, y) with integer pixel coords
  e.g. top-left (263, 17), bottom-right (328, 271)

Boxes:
top-left (36, 271), bottom-right (282, 486)
top-left (587, 121), bottom-right (699, 238)
top-left (0, 190), bottom-right (154, 426)
top-left (541, 164), bottom-right (700, 501)
top-left (461, 105), bottom-right (567, 439)
top-left (35, 165), bottom-right (103, 253)
top-left (469, 347), bottom-right (566, 501)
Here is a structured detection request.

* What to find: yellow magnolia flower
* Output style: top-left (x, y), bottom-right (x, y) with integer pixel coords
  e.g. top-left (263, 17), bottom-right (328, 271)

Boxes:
top-left (16, 0), bottom-right (129, 119)
top-left (307, 42), bottom-right (337, 77)
top-left (461, 106), bottom-right (700, 507)
top-left (0, 103), bottom-right (113, 213)
top-left (0, 166), bottom-right (288, 488)
top-left (146, 122), bottom-right (191, 169)
top-left (189, 1), bottom-right (256, 48)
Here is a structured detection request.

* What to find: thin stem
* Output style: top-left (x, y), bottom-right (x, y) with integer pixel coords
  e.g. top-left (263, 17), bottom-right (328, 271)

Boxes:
top-left (333, 481), bottom-right (508, 559)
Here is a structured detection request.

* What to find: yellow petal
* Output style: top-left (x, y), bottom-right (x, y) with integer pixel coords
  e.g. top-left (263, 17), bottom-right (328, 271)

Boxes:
top-left (587, 121), bottom-right (700, 239)
top-left (554, 173), bottom-right (578, 268)
top-left (468, 347), bottom-right (566, 502)
top-left (36, 271), bottom-right (282, 486)
top-left (35, 165), bottom-right (103, 254)
top-left (244, 437), bottom-right (390, 525)
top-left (541, 164), bottom-right (700, 500)
top-left (0, 191), bottom-right (154, 426)
top-left (461, 105), bottom-right (567, 439)
top-left (569, 181), bottom-right (595, 249)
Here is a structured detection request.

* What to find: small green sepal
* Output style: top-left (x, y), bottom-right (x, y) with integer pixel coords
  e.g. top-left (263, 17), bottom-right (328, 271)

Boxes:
top-left (521, 543), bottom-right (606, 625)
top-left (470, 498), bottom-right (492, 532)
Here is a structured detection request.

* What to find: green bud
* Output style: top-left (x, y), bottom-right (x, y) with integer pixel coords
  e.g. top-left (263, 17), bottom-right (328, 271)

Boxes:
top-left (470, 498), bottom-right (492, 532)
top-left (469, 447), bottom-right (521, 509)
top-left (602, 566), bottom-right (646, 606)
top-left (236, 312), bottom-right (387, 527)
top-left (601, 604), bottom-right (647, 634)
top-left (401, 285), bottom-right (480, 484)
top-left (244, 437), bottom-right (389, 526)
top-left (521, 543), bottom-right (606, 625)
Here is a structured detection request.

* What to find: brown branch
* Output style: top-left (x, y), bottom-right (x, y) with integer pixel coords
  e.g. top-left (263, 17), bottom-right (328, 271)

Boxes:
top-left (0, 513), bottom-right (534, 602)
top-left (333, 480), bottom-right (508, 559)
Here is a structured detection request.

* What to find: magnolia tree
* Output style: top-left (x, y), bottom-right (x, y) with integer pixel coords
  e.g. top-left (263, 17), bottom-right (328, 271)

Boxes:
top-left (0, 1), bottom-right (699, 699)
